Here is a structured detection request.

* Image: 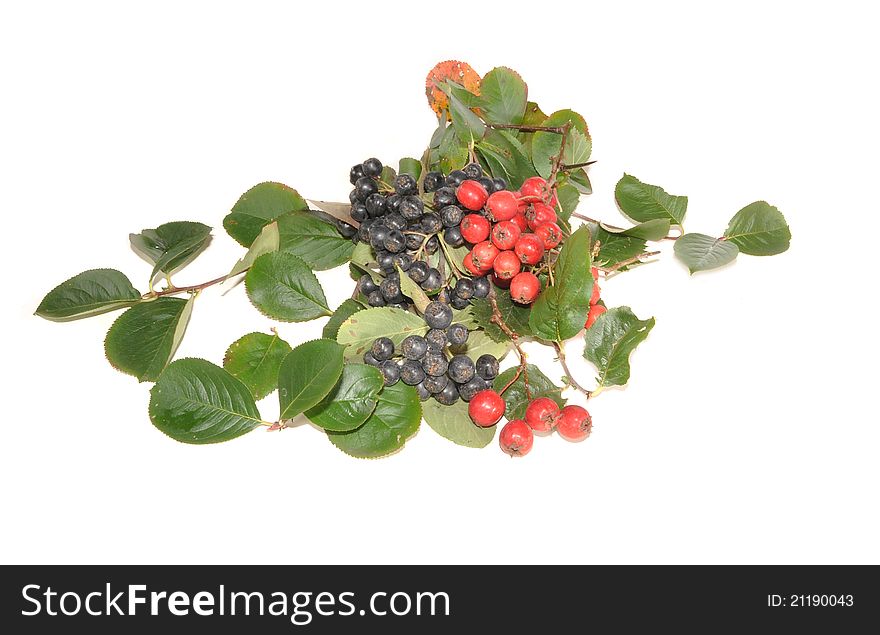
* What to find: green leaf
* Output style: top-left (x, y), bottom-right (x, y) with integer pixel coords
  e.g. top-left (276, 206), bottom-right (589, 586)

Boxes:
top-left (327, 382), bottom-right (421, 458)
top-left (723, 201), bottom-right (791, 256)
top-left (493, 364), bottom-right (566, 421)
top-left (438, 125), bottom-right (469, 174)
top-left (422, 399), bottom-right (495, 448)
top-left (532, 110), bottom-right (590, 179)
top-left (529, 226), bottom-right (593, 342)
top-left (470, 294), bottom-right (532, 343)
top-left (600, 218), bottom-right (671, 241)
top-left (476, 130), bottom-right (538, 189)
top-left (336, 307), bottom-right (428, 361)
top-left (442, 82), bottom-right (486, 142)
top-left (398, 157), bottom-right (422, 181)
top-left (451, 328), bottom-right (510, 362)
top-left (149, 358), bottom-right (262, 444)
top-left (480, 67), bottom-right (528, 125)
top-left (224, 182), bottom-right (308, 247)
top-left (590, 225), bottom-right (647, 269)
top-left (569, 168), bottom-right (593, 195)
top-left (276, 211), bottom-right (354, 270)
top-left (556, 183), bottom-right (580, 221)
top-left (615, 174), bottom-right (687, 226)
top-left (350, 241), bottom-right (381, 283)
top-left (245, 252), bottom-right (331, 322)
top-left (223, 220), bottom-right (280, 292)
top-left (380, 165), bottom-right (397, 186)
top-left (583, 307), bottom-right (655, 388)
top-left (130, 221), bottom-right (212, 284)
top-left (222, 331), bottom-right (292, 400)
top-left (323, 299), bottom-right (364, 340)
top-left (277, 338), bottom-right (345, 422)
top-left (305, 363), bottom-right (384, 432)
top-left (35, 269), bottom-right (141, 322)
top-left (397, 265), bottom-right (431, 313)
top-left (104, 296), bottom-right (195, 382)
top-left (674, 233), bottom-right (739, 274)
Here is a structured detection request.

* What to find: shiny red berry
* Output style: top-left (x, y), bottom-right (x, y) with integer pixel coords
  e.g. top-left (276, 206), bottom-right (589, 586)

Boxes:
top-left (526, 202), bottom-right (557, 230)
top-left (499, 419), bottom-right (534, 457)
top-left (461, 214), bottom-right (491, 244)
top-left (524, 397), bottom-right (561, 433)
top-left (491, 220), bottom-right (521, 250)
top-left (584, 304), bottom-right (607, 329)
top-left (456, 180), bottom-right (489, 211)
top-left (511, 212), bottom-right (529, 233)
top-left (509, 271), bottom-right (540, 304)
top-left (486, 190), bottom-right (519, 221)
top-left (463, 252), bottom-right (483, 275)
top-left (492, 250), bottom-right (521, 280)
top-left (534, 222), bottom-right (563, 249)
top-left (514, 233), bottom-right (545, 265)
top-left (556, 405), bottom-right (592, 442)
top-left (519, 176), bottom-right (550, 200)
top-left (470, 241), bottom-right (500, 272)
top-left (469, 390), bottom-right (506, 427)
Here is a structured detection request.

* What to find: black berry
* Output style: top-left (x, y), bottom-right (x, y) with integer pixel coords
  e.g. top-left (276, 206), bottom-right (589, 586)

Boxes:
top-left (440, 205), bottom-right (464, 227)
top-left (392, 253), bottom-right (412, 271)
top-left (415, 381), bottom-right (431, 401)
top-left (446, 323), bottom-right (469, 346)
top-left (458, 376), bottom-right (489, 402)
top-left (472, 276), bottom-right (490, 298)
top-left (365, 193), bottom-right (387, 217)
top-left (399, 195), bottom-right (424, 220)
top-left (355, 176), bottom-right (378, 200)
top-left (367, 291), bottom-right (385, 307)
top-left (422, 352), bottom-right (448, 377)
top-left (362, 157), bottom-right (383, 178)
top-left (384, 212), bottom-right (406, 231)
top-left (493, 178), bottom-right (508, 192)
top-left (463, 162), bottom-right (483, 180)
top-left (349, 164), bottom-right (365, 185)
top-left (426, 328), bottom-right (448, 351)
top-left (423, 373), bottom-right (448, 394)
top-left (446, 170), bottom-right (467, 187)
top-left (407, 261), bottom-right (429, 283)
top-left (401, 334), bottom-right (428, 360)
top-left (434, 381), bottom-right (460, 405)
top-left (423, 171), bottom-right (445, 192)
top-left (350, 203), bottom-right (368, 223)
top-left (371, 337), bottom-right (395, 361)
top-left (443, 226), bottom-right (464, 247)
top-left (394, 174), bottom-right (418, 196)
top-left (424, 301), bottom-right (453, 329)
top-left (421, 268), bottom-right (442, 291)
top-left (453, 278), bottom-right (475, 300)
top-left (433, 186), bottom-right (456, 208)
top-left (475, 354), bottom-right (499, 380)
top-left (379, 277), bottom-right (400, 302)
top-left (358, 274), bottom-right (378, 296)
top-left (421, 213), bottom-right (443, 234)
top-left (400, 359), bottom-right (426, 386)
top-left (384, 230), bottom-right (407, 253)
top-left (448, 355), bottom-right (476, 384)
top-left (363, 350), bottom-right (381, 367)
top-left (379, 360), bottom-right (400, 386)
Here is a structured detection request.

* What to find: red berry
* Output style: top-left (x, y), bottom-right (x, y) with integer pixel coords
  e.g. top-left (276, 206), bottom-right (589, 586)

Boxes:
top-left (492, 273), bottom-right (511, 289)
top-left (584, 304), bottom-right (607, 329)
top-left (534, 222), bottom-right (563, 249)
top-left (469, 390), bottom-right (506, 427)
top-left (519, 176), bottom-right (550, 201)
top-left (490, 220), bottom-right (521, 250)
top-left (556, 405), bottom-right (592, 442)
top-left (509, 272), bottom-right (540, 304)
top-left (471, 241), bottom-right (500, 272)
top-left (460, 214), bottom-right (490, 244)
top-left (511, 212), bottom-right (529, 233)
top-left (463, 252), bottom-right (482, 276)
top-left (590, 278), bottom-right (601, 305)
top-left (499, 420), bottom-right (534, 457)
top-left (486, 190), bottom-right (519, 221)
top-left (456, 180), bottom-right (489, 211)
top-left (524, 397), bottom-right (561, 433)
top-left (514, 233), bottom-right (545, 265)
top-left (493, 250), bottom-right (521, 280)
top-left (526, 202), bottom-right (557, 230)
top-left (591, 267), bottom-right (599, 280)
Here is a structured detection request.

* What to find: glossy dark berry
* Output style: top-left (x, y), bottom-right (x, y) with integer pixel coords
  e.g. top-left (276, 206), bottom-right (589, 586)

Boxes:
top-left (386, 193), bottom-right (402, 213)
top-left (384, 230), bottom-right (406, 253)
top-left (443, 226), bottom-right (464, 247)
top-left (422, 352), bottom-right (448, 377)
top-left (453, 278), bottom-right (475, 300)
top-left (358, 275), bottom-right (378, 296)
top-left (415, 381), bottom-right (431, 401)
top-left (401, 334), bottom-right (428, 360)
top-left (423, 373), bottom-right (449, 394)
top-left (399, 195), bottom-right (424, 220)
top-left (458, 376), bottom-right (489, 402)
top-left (349, 189), bottom-right (360, 205)
top-left (376, 251), bottom-right (394, 272)
top-left (423, 171), bottom-right (444, 192)
top-left (357, 218), bottom-right (374, 243)
top-left (350, 203), bottom-right (368, 223)
top-left (370, 337), bottom-right (395, 361)
top-left (349, 164), bottom-right (365, 185)
top-left (392, 252), bottom-right (412, 271)
top-left (384, 212), bottom-right (406, 231)
top-left (463, 162), bottom-right (483, 180)
top-left (448, 355), bottom-right (476, 384)
top-left (472, 276), bottom-right (490, 298)
top-left (367, 291), bottom-right (386, 307)
top-left (492, 177), bottom-right (508, 192)
top-left (426, 328), bottom-right (448, 351)
top-left (379, 277), bottom-right (400, 302)
top-left (406, 232), bottom-right (424, 251)
top-left (379, 360), bottom-right (400, 386)
top-left (355, 176), bottom-right (378, 201)
top-left (450, 295), bottom-right (470, 310)
top-left (365, 193), bottom-right (387, 217)
top-left (433, 186), bottom-right (456, 208)
top-left (475, 354), bottom-right (500, 380)
top-left (424, 235), bottom-right (440, 255)
top-left (421, 213), bottom-right (443, 234)
top-left (369, 224), bottom-right (389, 249)
top-left (446, 170), bottom-right (467, 187)
top-left (478, 176), bottom-right (495, 194)
top-left (434, 381), bottom-right (460, 405)
top-left (400, 359), bottom-right (426, 386)
top-left (363, 350), bottom-right (381, 367)
top-left (362, 157), bottom-right (383, 178)
top-left (440, 205), bottom-right (463, 227)
top-left (446, 323), bottom-right (469, 346)
top-left (424, 300), bottom-right (453, 329)
top-left (394, 174), bottom-right (418, 196)
top-left (421, 268), bottom-right (443, 291)
top-left (407, 261), bottom-right (429, 283)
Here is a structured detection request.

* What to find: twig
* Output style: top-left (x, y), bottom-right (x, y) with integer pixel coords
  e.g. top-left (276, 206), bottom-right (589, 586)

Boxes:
top-left (485, 122), bottom-right (567, 134)
top-left (548, 122), bottom-right (573, 187)
top-left (146, 272), bottom-right (240, 298)
top-left (488, 287), bottom-right (531, 399)
top-left (570, 213), bottom-right (680, 241)
top-left (553, 342), bottom-right (592, 398)
top-left (598, 251), bottom-right (661, 274)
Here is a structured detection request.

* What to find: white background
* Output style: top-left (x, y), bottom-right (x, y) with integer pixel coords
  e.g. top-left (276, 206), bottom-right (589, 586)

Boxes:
top-left (2, 1), bottom-right (878, 565)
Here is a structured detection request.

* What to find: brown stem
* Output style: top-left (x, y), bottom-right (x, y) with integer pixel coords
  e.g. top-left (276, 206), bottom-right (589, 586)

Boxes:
top-left (599, 251), bottom-right (661, 274)
top-left (485, 122), bottom-right (567, 134)
top-left (553, 342), bottom-right (592, 398)
top-left (147, 272), bottom-right (239, 298)
top-left (548, 122), bottom-right (573, 187)
top-left (488, 287), bottom-right (531, 400)
top-left (570, 213), bottom-right (680, 241)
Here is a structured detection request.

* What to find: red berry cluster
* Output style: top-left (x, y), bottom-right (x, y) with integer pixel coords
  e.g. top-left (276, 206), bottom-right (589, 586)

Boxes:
top-left (584, 267), bottom-right (606, 329)
top-left (456, 176), bottom-right (562, 305)
top-left (498, 398), bottom-right (593, 457)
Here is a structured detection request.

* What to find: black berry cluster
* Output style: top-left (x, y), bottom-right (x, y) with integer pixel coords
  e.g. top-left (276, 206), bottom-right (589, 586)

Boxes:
top-left (362, 301), bottom-right (500, 404)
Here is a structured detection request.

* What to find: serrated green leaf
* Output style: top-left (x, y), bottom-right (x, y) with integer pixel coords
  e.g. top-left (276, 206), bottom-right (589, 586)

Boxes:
top-left (422, 399), bottom-right (495, 448)
top-left (398, 157), bottom-right (422, 181)
top-left (615, 174), bottom-right (687, 226)
top-left (450, 328), bottom-right (510, 362)
top-left (529, 226), bottom-right (593, 342)
top-left (438, 125), bottom-right (469, 174)
top-left (305, 364), bottom-right (384, 432)
top-left (480, 67), bottom-right (528, 125)
top-left (476, 130), bottom-right (538, 189)
top-left (130, 221), bottom-right (212, 284)
top-left (224, 182), bottom-right (308, 247)
top-left (35, 269), bottom-right (141, 322)
top-left (590, 224), bottom-right (647, 269)
top-left (336, 307), bottom-right (428, 362)
top-left (323, 299), bottom-right (364, 340)
top-left (442, 82), bottom-right (486, 142)
top-left (222, 331), bottom-right (292, 400)
top-left (600, 218), bottom-right (671, 241)
top-left (568, 168), bottom-right (593, 195)
top-left (723, 201), bottom-right (791, 256)
top-left (327, 382), bottom-right (421, 458)
top-left (277, 338), bottom-right (345, 422)
top-left (556, 183), bottom-right (580, 221)
top-left (245, 252), bottom-right (330, 322)
top-left (104, 296), bottom-right (195, 382)
top-left (493, 364), bottom-right (566, 421)
top-left (223, 220), bottom-right (280, 294)
top-left (674, 233), bottom-right (739, 274)
top-left (583, 307), bottom-right (655, 388)
top-left (532, 110), bottom-right (590, 179)
top-left (470, 294), bottom-right (532, 343)
top-left (276, 211), bottom-right (354, 270)
top-left (149, 358), bottom-right (262, 444)
top-left (397, 265), bottom-right (430, 313)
